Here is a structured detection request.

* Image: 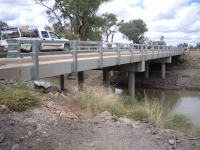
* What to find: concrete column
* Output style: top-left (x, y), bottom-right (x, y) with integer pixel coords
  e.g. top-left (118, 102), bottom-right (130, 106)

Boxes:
top-left (110, 71), bottom-right (114, 76)
top-left (161, 63), bottom-right (165, 78)
top-left (145, 62), bottom-right (149, 78)
top-left (105, 70), bottom-right (110, 87)
top-left (103, 69), bottom-right (106, 82)
top-left (128, 71), bottom-right (135, 97)
top-left (78, 71), bottom-right (84, 89)
top-left (59, 75), bottom-right (65, 91)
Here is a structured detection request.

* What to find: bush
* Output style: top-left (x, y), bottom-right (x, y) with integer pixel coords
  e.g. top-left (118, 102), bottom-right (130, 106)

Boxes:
top-left (0, 84), bottom-right (40, 111)
top-left (179, 58), bottom-right (189, 64)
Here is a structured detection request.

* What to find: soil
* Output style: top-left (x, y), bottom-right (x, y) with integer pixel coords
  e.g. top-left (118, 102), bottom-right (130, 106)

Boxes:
top-left (1, 51), bottom-right (200, 150)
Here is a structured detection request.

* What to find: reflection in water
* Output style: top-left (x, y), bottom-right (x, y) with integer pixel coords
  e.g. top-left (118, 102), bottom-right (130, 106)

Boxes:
top-left (136, 88), bottom-right (200, 125)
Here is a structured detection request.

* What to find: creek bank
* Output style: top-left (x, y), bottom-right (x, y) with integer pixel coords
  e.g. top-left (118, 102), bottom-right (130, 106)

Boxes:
top-left (110, 51), bottom-right (200, 90)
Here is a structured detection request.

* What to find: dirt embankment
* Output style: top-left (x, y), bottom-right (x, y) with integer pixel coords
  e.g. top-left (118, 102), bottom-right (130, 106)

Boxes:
top-left (111, 51), bottom-right (200, 90)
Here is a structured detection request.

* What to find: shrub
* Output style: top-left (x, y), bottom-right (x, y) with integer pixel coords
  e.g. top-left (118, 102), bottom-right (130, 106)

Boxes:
top-left (0, 84), bottom-right (40, 111)
top-left (179, 58), bottom-right (189, 64)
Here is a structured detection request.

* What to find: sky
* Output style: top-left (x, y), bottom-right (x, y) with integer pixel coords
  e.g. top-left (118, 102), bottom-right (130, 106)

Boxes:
top-left (0, 0), bottom-right (199, 46)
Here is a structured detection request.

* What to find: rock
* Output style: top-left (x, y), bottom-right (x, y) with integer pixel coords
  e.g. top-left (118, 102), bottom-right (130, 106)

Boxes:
top-left (141, 118), bottom-right (149, 123)
top-left (168, 139), bottom-right (175, 145)
top-left (91, 143), bottom-right (95, 147)
top-left (43, 86), bottom-right (62, 94)
top-left (111, 115), bottom-right (119, 121)
top-left (0, 133), bottom-right (5, 143)
top-left (98, 111), bottom-right (112, 120)
top-left (11, 144), bottom-right (20, 150)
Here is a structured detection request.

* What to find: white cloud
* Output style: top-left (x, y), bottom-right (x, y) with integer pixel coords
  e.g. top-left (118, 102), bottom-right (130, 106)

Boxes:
top-left (0, 0), bottom-right (199, 46)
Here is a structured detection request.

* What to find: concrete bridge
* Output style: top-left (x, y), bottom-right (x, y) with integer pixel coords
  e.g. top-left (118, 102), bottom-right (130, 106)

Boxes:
top-left (0, 39), bottom-right (184, 96)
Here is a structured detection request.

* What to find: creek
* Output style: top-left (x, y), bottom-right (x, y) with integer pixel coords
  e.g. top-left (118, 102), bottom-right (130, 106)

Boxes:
top-left (35, 77), bottom-right (200, 126)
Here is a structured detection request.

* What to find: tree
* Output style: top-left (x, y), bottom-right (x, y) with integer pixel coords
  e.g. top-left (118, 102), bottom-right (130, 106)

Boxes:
top-left (33, 0), bottom-right (113, 40)
top-left (0, 21), bottom-right (8, 40)
top-left (0, 21), bottom-right (8, 30)
top-left (118, 19), bottom-right (148, 44)
top-left (101, 12), bottom-right (118, 41)
top-left (177, 43), bottom-right (188, 49)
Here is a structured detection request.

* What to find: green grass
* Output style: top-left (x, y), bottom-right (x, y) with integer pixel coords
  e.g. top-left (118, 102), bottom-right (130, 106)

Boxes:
top-left (181, 74), bottom-right (189, 77)
top-left (76, 84), bottom-right (200, 135)
top-left (163, 112), bottom-right (193, 133)
top-left (0, 84), bottom-right (40, 111)
top-left (179, 58), bottom-right (189, 64)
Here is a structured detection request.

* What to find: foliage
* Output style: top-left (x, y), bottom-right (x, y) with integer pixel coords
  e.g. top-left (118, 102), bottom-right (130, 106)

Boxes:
top-left (179, 58), bottom-right (189, 64)
top-left (0, 84), bottom-right (40, 111)
top-left (163, 113), bottom-right (193, 133)
top-left (118, 19), bottom-right (148, 44)
top-left (101, 12), bottom-right (122, 41)
top-left (33, 0), bottom-right (113, 40)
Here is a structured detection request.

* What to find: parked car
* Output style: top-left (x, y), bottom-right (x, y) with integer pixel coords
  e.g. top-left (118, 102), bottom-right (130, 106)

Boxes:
top-left (0, 25), bottom-right (70, 52)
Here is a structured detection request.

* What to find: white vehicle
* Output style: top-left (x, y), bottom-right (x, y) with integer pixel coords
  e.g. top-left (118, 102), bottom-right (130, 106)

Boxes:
top-left (0, 25), bottom-right (70, 52)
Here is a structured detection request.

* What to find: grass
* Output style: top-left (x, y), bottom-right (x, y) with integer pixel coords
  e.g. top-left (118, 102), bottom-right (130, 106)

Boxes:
top-left (75, 84), bottom-right (200, 135)
top-left (181, 74), bottom-right (189, 77)
top-left (179, 58), bottom-right (189, 64)
top-left (76, 84), bottom-right (164, 123)
top-left (0, 83), bottom-right (40, 111)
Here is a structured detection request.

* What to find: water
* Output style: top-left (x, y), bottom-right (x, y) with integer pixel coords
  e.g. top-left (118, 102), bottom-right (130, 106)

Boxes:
top-left (115, 87), bottom-right (200, 125)
top-left (34, 77), bottom-right (200, 125)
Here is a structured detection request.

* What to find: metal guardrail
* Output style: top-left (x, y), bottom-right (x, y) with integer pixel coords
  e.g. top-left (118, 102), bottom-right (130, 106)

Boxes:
top-left (2, 39), bottom-right (184, 80)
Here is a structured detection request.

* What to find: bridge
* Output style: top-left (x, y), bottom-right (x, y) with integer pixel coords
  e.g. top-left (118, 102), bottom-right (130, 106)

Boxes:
top-left (0, 39), bottom-right (184, 96)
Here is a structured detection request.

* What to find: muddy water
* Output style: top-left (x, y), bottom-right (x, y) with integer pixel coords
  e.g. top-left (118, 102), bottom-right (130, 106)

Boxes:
top-left (114, 87), bottom-right (200, 125)
top-left (35, 77), bottom-right (200, 125)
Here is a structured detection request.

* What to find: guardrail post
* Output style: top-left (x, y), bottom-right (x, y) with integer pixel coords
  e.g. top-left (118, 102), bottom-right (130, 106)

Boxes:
top-left (17, 40), bottom-right (22, 58)
top-left (116, 43), bottom-right (121, 65)
top-left (130, 44), bottom-right (134, 63)
top-left (98, 42), bottom-right (103, 68)
top-left (145, 45), bottom-right (147, 60)
top-left (152, 45), bottom-right (154, 59)
top-left (72, 40), bottom-right (77, 73)
top-left (31, 40), bottom-right (39, 80)
top-left (140, 45), bottom-right (143, 61)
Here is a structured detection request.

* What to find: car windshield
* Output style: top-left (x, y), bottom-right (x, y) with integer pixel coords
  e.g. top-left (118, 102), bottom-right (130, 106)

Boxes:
top-left (1, 29), bottom-right (20, 40)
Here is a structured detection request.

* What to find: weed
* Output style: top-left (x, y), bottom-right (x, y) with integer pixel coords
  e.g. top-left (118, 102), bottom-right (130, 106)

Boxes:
top-left (179, 58), bottom-right (189, 64)
top-left (0, 84), bottom-right (40, 111)
top-left (181, 74), bottom-right (189, 77)
top-left (163, 112), bottom-right (192, 133)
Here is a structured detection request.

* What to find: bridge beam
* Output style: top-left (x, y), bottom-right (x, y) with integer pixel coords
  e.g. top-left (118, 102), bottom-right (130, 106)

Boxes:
top-left (78, 71), bottom-right (84, 89)
top-left (149, 56), bottom-right (171, 63)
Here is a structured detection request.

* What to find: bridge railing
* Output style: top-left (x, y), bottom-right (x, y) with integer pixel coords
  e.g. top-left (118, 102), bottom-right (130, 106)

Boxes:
top-left (2, 39), bottom-right (184, 80)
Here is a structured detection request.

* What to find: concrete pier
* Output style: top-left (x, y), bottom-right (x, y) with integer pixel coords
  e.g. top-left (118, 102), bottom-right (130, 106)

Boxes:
top-left (128, 71), bottom-right (135, 97)
top-left (105, 70), bottom-right (110, 87)
top-left (145, 62), bottom-right (149, 78)
top-left (59, 75), bottom-right (65, 90)
top-left (161, 63), bottom-right (165, 78)
top-left (78, 71), bottom-right (84, 89)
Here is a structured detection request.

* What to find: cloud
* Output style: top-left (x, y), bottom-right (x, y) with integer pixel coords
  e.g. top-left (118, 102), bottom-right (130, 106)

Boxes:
top-left (0, 0), bottom-right (199, 46)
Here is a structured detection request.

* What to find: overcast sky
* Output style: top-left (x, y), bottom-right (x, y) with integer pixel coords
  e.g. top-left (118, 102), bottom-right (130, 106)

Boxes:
top-left (0, 0), bottom-right (199, 46)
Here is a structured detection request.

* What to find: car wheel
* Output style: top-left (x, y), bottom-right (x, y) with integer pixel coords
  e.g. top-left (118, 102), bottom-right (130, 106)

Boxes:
top-left (64, 44), bottom-right (70, 51)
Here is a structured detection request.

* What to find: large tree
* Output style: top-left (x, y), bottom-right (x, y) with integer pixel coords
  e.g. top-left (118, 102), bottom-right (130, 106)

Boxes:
top-left (119, 19), bottom-right (148, 44)
top-left (33, 0), bottom-right (112, 40)
top-left (0, 21), bottom-right (8, 40)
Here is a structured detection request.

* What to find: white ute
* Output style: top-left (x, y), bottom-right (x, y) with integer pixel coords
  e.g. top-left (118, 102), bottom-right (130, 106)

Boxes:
top-left (0, 25), bottom-right (70, 52)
